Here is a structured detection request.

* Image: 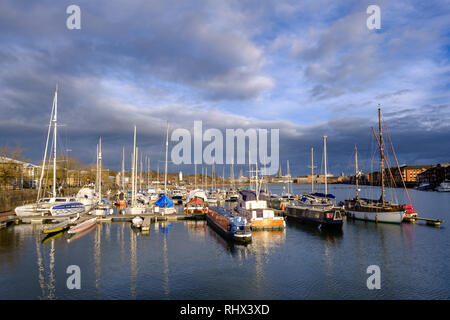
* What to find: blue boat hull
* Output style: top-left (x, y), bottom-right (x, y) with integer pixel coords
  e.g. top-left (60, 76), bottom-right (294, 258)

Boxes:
top-left (50, 202), bottom-right (85, 216)
top-left (285, 207), bottom-right (343, 229)
top-left (205, 215), bottom-right (252, 243)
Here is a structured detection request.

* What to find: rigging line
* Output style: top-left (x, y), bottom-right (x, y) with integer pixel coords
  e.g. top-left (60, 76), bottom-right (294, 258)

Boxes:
top-left (382, 116), bottom-right (412, 205)
top-left (369, 132), bottom-right (376, 199)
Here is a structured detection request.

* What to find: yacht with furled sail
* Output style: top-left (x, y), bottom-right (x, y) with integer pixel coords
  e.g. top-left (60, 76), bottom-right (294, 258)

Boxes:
top-left (90, 137), bottom-right (113, 216)
top-left (285, 137), bottom-right (344, 229)
top-left (15, 87), bottom-right (86, 218)
top-left (152, 121), bottom-right (176, 215)
top-left (344, 107), bottom-right (406, 224)
top-left (115, 147), bottom-right (129, 207)
top-left (125, 125), bottom-right (148, 215)
top-left (75, 184), bottom-right (97, 212)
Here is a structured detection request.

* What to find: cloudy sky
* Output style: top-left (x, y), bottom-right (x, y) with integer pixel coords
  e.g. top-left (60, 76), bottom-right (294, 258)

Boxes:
top-left (0, 0), bottom-right (449, 176)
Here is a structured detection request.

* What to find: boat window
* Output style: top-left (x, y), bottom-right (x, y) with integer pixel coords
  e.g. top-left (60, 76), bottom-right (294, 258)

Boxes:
top-left (55, 198), bottom-right (66, 202)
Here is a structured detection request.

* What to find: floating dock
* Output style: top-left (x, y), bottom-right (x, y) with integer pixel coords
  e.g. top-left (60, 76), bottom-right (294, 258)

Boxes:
top-left (407, 217), bottom-right (445, 227)
top-left (141, 216), bottom-right (152, 231)
top-left (111, 213), bottom-right (186, 223)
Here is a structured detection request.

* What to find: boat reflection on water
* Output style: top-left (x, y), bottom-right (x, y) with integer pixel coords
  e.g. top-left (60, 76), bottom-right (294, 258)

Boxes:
top-left (67, 224), bottom-right (97, 243)
top-left (34, 233), bottom-right (57, 299)
top-left (184, 220), bottom-right (207, 239)
top-left (159, 222), bottom-right (173, 238)
top-left (288, 217), bottom-right (343, 241)
top-left (251, 230), bottom-right (286, 251)
top-left (41, 230), bottom-right (64, 244)
top-left (207, 224), bottom-right (287, 258)
top-left (130, 223), bottom-right (138, 299)
top-left (94, 224), bottom-right (102, 292)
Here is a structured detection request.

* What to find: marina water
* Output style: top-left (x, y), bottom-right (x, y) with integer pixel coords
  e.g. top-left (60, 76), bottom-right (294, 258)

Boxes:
top-left (1, 184), bottom-right (449, 299)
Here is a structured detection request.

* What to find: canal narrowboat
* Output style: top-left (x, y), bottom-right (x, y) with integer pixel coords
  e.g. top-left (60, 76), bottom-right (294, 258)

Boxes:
top-left (285, 193), bottom-right (344, 229)
top-left (206, 206), bottom-right (252, 243)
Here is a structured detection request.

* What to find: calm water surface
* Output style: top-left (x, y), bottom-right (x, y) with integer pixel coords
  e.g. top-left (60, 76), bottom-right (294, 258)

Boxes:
top-left (1, 184), bottom-right (449, 299)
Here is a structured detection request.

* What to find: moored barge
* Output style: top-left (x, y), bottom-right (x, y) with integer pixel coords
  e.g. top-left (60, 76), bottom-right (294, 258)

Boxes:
top-left (285, 193), bottom-right (344, 229)
top-left (206, 206), bottom-right (252, 243)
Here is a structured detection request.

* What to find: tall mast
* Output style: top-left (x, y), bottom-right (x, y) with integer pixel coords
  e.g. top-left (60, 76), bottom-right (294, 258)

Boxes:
top-left (205, 167), bottom-right (208, 191)
top-left (147, 156), bottom-right (150, 190)
top-left (139, 152), bottom-right (143, 191)
top-left (311, 148), bottom-right (315, 192)
top-left (157, 163), bottom-right (160, 185)
top-left (52, 86), bottom-right (58, 198)
top-left (135, 147), bottom-right (139, 201)
top-left (323, 136), bottom-right (328, 196)
top-left (131, 125), bottom-right (136, 206)
top-left (98, 137), bottom-right (102, 202)
top-left (212, 160), bottom-right (215, 190)
top-left (231, 161), bottom-right (234, 189)
top-left (121, 147), bottom-right (125, 190)
top-left (96, 143), bottom-right (99, 193)
top-left (378, 107), bottom-right (385, 203)
top-left (248, 149), bottom-right (251, 190)
top-left (255, 160), bottom-right (259, 200)
top-left (355, 144), bottom-right (359, 199)
top-left (287, 160), bottom-right (291, 194)
top-left (37, 88), bottom-right (56, 200)
top-left (164, 121), bottom-right (169, 194)
top-left (194, 163), bottom-right (197, 189)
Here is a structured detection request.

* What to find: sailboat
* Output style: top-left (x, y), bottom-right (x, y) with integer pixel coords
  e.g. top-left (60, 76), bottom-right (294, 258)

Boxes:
top-left (126, 126), bottom-right (148, 215)
top-left (15, 87), bottom-right (86, 218)
top-left (344, 108), bottom-right (405, 224)
top-left (90, 137), bottom-right (113, 215)
top-left (285, 136), bottom-right (344, 229)
top-left (115, 147), bottom-right (129, 207)
top-left (153, 122), bottom-right (176, 215)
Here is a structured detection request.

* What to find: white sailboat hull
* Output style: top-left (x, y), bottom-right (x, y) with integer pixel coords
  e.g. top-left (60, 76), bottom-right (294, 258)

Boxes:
top-left (153, 206), bottom-right (176, 215)
top-left (91, 207), bottom-right (113, 216)
top-left (15, 204), bottom-right (48, 217)
top-left (347, 210), bottom-right (405, 224)
top-left (131, 216), bottom-right (144, 228)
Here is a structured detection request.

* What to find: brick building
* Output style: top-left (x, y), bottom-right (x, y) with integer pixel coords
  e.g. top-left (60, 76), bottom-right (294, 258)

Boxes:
top-left (417, 163), bottom-right (450, 188)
